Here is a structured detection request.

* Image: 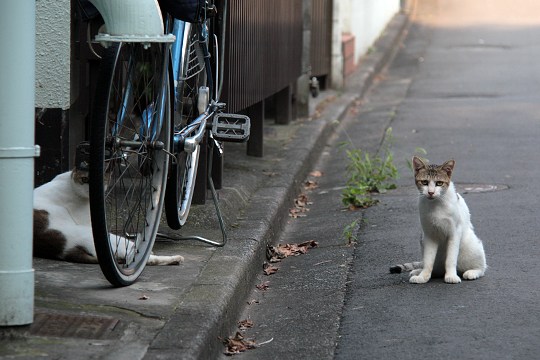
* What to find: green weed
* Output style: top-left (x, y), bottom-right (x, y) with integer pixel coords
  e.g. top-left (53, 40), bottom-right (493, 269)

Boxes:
top-left (341, 128), bottom-right (398, 209)
top-left (405, 147), bottom-right (428, 171)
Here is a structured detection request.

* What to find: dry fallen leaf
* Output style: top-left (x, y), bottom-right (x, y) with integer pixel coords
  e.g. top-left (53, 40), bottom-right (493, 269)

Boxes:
top-left (304, 180), bottom-right (318, 190)
top-left (267, 240), bottom-right (318, 262)
top-left (299, 240), bottom-right (318, 248)
top-left (348, 98), bottom-right (365, 116)
top-left (222, 332), bottom-right (257, 356)
top-left (295, 193), bottom-right (308, 207)
top-left (289, 208), bottom-right (308, 218)
top-left (238, 319), bottom-right (254, 330)
top-left (256, 281), bottom-right (270, 291)
top-left (263, 262), bottom-right (279, 276)
top-left (138, 295), bottom-right (149, 300)
top-left (289, 193), bottom-right (311, 218)
top-left (309, 170), bottom-right (323, 177)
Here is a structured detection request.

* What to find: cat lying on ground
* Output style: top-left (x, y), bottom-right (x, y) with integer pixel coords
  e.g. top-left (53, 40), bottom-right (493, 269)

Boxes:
top-left (33, 168), bottom-right (183, 266)
top-left (390, 156), bottom-right (486, 284)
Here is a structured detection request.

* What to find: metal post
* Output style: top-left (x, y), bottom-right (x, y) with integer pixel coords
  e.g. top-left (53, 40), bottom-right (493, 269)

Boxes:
top-left (0, 0), bottom-right (38, 326)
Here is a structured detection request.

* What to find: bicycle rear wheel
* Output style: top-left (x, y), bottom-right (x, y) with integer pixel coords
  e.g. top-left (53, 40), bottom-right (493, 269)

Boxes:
top-left (165, 22), bottom-right (208, 229)
top-left (90, 42), bottom-right (171, 286)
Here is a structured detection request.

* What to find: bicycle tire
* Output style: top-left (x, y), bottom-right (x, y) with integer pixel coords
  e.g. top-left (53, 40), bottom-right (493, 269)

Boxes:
top-left (165, 22), bottom-right (208, 229)
top-left (90, 42), bottom-right (171, 286)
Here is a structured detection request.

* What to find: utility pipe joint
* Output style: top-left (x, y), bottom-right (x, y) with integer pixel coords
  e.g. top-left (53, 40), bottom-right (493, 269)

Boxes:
top-left (0, 146), bottom-right (41, 159)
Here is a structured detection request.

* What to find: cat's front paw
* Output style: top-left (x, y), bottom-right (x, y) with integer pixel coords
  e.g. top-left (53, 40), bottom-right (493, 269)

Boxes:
top-left (169, 255), bottom-right (184, 265)
top-left (409, 274), bottom-right (430, 284)
top-left (444, 274), bottom-right (461, 284)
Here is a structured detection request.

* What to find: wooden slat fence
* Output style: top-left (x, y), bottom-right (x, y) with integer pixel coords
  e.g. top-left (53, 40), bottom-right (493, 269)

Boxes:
top-left (222, 0), bottom-right (303, 113)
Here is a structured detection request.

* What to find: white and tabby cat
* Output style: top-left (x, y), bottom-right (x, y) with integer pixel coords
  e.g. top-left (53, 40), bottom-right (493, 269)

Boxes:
top-left (390, 156), bottom-right (486, 284)
top-left (33, 168), bottom-right (184, 266)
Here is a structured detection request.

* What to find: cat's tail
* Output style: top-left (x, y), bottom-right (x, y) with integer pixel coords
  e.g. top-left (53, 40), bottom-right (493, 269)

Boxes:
top-left (389, 261), bottom-right (423, 274)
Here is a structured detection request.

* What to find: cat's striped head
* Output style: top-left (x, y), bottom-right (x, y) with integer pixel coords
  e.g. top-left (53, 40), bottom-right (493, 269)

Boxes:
top-left (71, 168), bottom-right (90, 199)
top-left (413, 156), bottom-right (454, 200)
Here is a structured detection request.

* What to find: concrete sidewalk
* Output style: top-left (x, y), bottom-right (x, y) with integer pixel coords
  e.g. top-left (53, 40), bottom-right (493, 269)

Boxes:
top-left (0, 8), bottom-right (411, 360)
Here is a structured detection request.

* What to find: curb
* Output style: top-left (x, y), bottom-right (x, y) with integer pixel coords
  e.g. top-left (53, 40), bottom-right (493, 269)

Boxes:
top-left (149, 7), bottom-right (414, 359)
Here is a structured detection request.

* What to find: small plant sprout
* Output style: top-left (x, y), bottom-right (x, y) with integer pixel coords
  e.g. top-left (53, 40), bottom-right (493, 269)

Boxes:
top-left (343, 219), bottom-right (359, 245)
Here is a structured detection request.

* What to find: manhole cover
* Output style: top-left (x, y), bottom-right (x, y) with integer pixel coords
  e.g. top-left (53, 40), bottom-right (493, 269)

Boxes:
top-left (456, 183), bottom-right (508, 193)
top-left (29, 311), bottom-right (119, 339)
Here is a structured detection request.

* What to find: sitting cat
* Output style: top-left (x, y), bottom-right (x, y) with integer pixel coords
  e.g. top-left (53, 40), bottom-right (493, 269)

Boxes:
top-left (390, 156), bottom-right (486, 284)
top-left (33, 167), bottom-right (184, 266)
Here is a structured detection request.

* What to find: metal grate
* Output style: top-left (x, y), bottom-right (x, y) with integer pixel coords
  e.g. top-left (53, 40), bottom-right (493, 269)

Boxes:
top-left (29, 311), bottom-right (119, 339)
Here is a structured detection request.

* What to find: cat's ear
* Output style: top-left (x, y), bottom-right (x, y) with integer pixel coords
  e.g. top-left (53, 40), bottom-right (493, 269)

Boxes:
top-left (440, 159), bottom-right (455, 178)
top-left (412, 156), bottom-right (427, 175)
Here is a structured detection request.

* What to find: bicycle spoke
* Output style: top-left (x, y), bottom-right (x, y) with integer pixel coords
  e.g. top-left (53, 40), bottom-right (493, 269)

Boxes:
top-left (91, 41), bottom-right (170, 286)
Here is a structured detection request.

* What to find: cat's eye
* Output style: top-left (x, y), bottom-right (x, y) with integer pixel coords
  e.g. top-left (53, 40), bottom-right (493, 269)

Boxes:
top-left (435, 181), bottom-right (444, 186)
top-left (81, 177), bottom-right (89, 184)
top-left (421, 180), bottom-right (428, 186)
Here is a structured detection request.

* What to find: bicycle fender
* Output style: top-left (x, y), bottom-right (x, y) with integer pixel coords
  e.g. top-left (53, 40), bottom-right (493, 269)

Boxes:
top-left (89, 0), bottom-right (172, 41)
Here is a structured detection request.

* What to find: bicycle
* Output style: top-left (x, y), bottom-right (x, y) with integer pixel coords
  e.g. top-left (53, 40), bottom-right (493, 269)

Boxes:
top-left (85, 0), bottom-right (250, 286)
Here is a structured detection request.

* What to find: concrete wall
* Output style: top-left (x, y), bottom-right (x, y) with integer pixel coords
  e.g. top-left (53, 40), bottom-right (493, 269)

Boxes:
top-left (34, 0), bottom-right (80, 185)
top-left (341, 0), bottom-right (400, 62)
top-left (35, 0), bottom-right (72, 110)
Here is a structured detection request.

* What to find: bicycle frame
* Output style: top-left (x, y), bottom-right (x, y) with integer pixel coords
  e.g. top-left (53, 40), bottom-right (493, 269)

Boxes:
top-left (85, 0), bottom-right (245, 287)
top-left (88, 0), bottom-right (222, 150)
top-left (90, 0), bottom-right (217, 164)
top-left (169, 19), bottom-right (216, 154)
top-left (90, 0), bottom-right (237, 250)
top-left (167, 16), bottom-right (226, 225)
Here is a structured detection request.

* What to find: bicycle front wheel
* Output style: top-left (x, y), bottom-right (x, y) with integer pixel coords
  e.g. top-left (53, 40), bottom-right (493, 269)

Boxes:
top-left (90, 42), bottom-right (171, 286)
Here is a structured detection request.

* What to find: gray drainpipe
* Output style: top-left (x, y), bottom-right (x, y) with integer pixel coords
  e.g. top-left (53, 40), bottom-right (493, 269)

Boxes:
top-left (0, 0), bottom-right (39, 326)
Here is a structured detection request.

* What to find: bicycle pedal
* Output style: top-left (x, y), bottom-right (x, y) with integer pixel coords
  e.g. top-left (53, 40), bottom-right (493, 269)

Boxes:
top-left (211, 113), bottom-right (251, 143)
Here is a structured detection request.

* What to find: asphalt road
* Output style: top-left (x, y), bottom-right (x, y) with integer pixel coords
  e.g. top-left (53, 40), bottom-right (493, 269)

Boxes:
top-left (228, 1), bottom-right (540, 359)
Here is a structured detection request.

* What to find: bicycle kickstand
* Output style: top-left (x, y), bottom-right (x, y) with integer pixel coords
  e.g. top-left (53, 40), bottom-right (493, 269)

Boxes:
top-left (158, 138), bottom-right (227, 247)
top-left (158, 112), bottom-right (251, 246)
